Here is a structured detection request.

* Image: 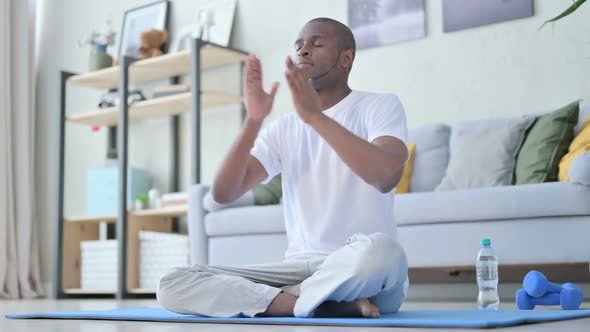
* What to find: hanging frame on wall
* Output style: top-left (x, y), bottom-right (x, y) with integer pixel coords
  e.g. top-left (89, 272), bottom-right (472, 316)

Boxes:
top-left (443, 0), bottom-right (534, 33)
top-left (169, 0), bottom-right (236, 53)
top-left (348, 0), bottom-right (426, 50)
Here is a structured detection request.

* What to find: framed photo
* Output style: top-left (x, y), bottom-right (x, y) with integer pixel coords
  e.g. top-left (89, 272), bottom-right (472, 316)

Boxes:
top-left (348, 0), bottom-right (425, 50)
top-left (119, 0), bottom-right (170, 58)
top-left (195, 0), bottom-right (236, 47)
top-left (169, 0), bottom-right (236, 53)
top-left (443, 0), bottom-right (534, 33)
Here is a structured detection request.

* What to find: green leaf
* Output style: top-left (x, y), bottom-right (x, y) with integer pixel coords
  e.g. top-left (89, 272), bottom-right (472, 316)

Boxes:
top-left (542, 0), bottom-right (587, 28)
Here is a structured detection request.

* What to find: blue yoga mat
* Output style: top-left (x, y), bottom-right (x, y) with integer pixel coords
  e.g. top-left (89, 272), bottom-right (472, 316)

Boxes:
top-left (6, 306), bottom-right (590, 328)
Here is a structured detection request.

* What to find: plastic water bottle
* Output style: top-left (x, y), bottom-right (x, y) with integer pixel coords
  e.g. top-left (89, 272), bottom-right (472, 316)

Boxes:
top-left (476, 238), bottom-right (499, 309)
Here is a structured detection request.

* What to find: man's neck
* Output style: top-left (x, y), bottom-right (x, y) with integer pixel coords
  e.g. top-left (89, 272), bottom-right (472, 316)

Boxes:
top-left (316, 84), bottom-right (352, 111)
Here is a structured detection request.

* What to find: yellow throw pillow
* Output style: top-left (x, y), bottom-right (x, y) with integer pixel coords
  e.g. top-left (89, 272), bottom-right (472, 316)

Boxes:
top-left (396, 143), bottom-right (416, 194)
top-left (559, 114), bottom-right (590, 182)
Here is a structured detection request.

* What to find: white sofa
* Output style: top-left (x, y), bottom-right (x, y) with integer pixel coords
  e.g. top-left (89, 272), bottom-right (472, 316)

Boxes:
top-left (187, 105), bottom-right (590, 292)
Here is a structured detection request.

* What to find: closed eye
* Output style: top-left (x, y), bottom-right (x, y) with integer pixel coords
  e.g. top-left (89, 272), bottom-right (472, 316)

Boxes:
top-left (294, 42), bottom-right (323, 51)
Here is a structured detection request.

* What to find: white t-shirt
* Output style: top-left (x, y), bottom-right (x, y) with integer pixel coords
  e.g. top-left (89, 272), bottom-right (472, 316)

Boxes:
top-left (250, 90), bottom-right (408, 259)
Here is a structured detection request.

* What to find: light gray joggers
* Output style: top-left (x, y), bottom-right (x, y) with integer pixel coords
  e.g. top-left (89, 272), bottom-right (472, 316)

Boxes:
top-left (157, 232), bottom-right (409, 317)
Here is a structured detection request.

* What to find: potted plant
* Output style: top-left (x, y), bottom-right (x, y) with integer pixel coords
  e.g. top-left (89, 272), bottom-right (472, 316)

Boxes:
top-left (78, 18), bottom-right (116, 71)
top-left (135, 193), bottom-right (148, 211)
top-left (543, 0), bottom-right (586, 26)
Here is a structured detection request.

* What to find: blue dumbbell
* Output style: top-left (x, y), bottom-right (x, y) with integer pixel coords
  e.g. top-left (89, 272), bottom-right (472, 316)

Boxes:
top-left (523, 270), bottom-right (566, 297)
top-left (516, 284), bottom-right (583, 310)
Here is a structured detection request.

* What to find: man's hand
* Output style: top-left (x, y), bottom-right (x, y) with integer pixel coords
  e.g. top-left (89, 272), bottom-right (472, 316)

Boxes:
top-left (284, 56), bottom-right (322, 124)
top-left (244, 54), bottom-right (279, 122)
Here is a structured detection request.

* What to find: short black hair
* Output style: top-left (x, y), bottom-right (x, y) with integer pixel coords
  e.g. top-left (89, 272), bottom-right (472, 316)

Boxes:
top-left (307, 17), bottom-right (356, 53)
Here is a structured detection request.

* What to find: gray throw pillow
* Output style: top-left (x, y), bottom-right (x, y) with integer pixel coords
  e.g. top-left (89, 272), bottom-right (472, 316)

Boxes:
top-left (408, 124), bottom-right (451, 192)
top-left (435, 116), bottom-right (535, 191)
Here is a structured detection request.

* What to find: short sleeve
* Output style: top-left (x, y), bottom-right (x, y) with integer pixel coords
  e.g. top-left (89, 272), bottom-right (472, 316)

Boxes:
top-left (367, 95), bottom-right (408, 144)
top-left (250, 119), bottom-right (282, 184)
top-left (366, 95), bottom-right (409, 160)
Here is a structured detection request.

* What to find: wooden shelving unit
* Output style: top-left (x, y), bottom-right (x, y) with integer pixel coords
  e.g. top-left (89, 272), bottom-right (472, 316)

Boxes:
top-left (56, 39), bottom-right (248, 299)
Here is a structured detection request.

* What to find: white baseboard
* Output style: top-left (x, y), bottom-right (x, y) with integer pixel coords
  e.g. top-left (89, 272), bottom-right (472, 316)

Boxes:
top-left (40, 280), bottom-right (589, 302)
top-left (406, 283), bottom-right (590, 302)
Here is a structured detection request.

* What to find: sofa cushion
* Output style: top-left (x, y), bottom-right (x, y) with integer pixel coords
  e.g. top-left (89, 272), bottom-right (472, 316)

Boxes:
top-left (568, 152), bottom-right (590, 186)
top-left (408, 124), bottom-right (451, 192)
top-left (399, 216), bottom-right (590, 267)
top-left (205, 183), bottom-right (590, 235)
top-left (205, 205), bottom-right (285, 237)
top-left (435, 116), bottom-right (535, 191)
top-left (395, 182), bottom-right (590, 226)
top-left (515, 101), bottom-right (579, 184)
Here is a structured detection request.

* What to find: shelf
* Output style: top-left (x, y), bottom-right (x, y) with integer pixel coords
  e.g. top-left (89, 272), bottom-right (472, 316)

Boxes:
top-left (128, 288), bottom-right (157, 294)
top-left (63, 288), bottom-right (115, 295)
top-left (64, 205), bottom-right (188, 224)
top-left (63, 288), bottom-right (156, 295)
top-left (66, 91), bottom-right (242, 127)
top-left (64, 214), bottom-right (117, 223)
top-left (67, 45), bottom-right (249, 90)
top-left (130, 204), bottom-right (188, 218)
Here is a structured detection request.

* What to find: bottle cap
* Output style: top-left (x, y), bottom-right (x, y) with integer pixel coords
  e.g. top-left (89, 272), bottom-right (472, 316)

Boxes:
top-left (480, 238), bottom-right (491, 246)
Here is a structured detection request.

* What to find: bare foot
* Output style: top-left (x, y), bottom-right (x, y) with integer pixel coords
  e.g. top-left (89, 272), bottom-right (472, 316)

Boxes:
top-left (281, 283), bottom-right (301, 297)
top-left (313, 298), bottom-right (380, 318)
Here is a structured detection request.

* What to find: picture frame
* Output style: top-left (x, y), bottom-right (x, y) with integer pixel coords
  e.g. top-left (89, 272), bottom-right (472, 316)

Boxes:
top-left (443, 0), bottom-right (534, 33)
top-left (348, 0), bottom-right (426, 50)
top-left (169, 0), bottom-right (236, 53)
top-left (119, 0), bottom-right (170, 58)
top-left (194, 0), bottom-right (236, 47)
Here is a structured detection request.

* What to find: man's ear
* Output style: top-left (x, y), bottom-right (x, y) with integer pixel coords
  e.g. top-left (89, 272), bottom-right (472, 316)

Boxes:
top-left (340, 49), bottom-right (355, 70)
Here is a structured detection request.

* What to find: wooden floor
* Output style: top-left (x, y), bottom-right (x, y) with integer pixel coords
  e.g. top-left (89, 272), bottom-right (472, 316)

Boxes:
top-left (1, 299), bottom-right (589, 332)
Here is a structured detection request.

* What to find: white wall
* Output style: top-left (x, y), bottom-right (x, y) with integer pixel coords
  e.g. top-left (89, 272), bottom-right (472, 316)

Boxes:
top-left (36, 0), bottom-right (590, 285)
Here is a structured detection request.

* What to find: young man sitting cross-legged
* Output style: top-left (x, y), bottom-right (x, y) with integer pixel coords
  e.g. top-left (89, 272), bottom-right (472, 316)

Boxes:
top-left (157, 17), bottom-right (410, 318)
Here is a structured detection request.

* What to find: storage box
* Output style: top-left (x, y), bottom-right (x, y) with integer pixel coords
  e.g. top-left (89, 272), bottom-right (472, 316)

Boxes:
top-left (80, 240), bottom-right (117, 290)
top-left (87, 167), bottom-right (151, 216)
top-left (139, 231), bottom-right (189, 289)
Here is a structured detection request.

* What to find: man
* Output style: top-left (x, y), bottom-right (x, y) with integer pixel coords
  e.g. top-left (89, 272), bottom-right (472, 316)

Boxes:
top-left (157, 17), bottom-right (410, 318)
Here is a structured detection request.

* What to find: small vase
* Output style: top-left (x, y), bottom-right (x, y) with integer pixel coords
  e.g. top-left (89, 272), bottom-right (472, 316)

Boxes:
top-left (89, 45), bottom-right (113, 71)
top-left (134, 199), bottom-right (144, 211)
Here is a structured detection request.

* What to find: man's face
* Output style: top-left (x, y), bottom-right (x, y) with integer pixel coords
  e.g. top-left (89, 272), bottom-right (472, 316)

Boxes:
top-left (293, 21), bottom-right (344, 87)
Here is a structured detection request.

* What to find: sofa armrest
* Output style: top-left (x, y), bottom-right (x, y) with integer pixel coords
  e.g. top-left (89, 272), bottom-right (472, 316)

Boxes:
top-left (568, 152), bottom-right (590, 186)
top-left (187, 184), bottom-right (210, 265)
